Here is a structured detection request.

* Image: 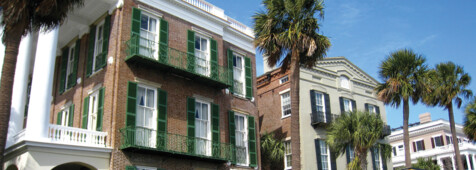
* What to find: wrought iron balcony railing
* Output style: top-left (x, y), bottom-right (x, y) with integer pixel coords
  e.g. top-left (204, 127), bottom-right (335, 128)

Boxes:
top-left (311, 112), bottom-right (339, 126)
top-left (125, 35), bottom-right (231, 87)
top-left (382, 125), bottom-right (391, 137)
top-left (120, 126), bottom-right (234, 161)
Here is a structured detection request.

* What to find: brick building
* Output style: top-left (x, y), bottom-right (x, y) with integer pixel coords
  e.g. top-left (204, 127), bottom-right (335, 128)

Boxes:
top-left (2, 0), bottom-right (260, 169)
top-left (257, 57), bottom-right (392, 170)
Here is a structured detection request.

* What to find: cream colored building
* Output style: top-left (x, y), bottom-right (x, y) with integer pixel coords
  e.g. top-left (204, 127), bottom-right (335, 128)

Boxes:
top-left (389, 113), bottom-right (476, 170)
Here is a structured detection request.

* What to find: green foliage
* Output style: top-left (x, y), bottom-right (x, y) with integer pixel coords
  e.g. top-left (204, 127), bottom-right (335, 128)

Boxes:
top-left (260, 132), bottom-right (285, 170)
top-left (412, 158), bottom-right (440, 170)
top-left (464, 97), bottom-right (476, 141)
top-left (326, 111), bottom-right (391, 170)
top-left (253, 0), bottom-right (330, 71)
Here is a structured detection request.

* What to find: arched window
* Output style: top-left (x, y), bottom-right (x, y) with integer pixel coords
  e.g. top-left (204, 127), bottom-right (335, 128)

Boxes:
top-left (340, 76), bottom-right (350, 89)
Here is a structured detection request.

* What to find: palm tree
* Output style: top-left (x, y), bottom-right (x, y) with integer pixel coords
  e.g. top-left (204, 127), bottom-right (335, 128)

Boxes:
top-left (326, 111), bottom-right (391, 170)
top-left (464, 97), bottom-right (476, 141)
top-left (423, 62), bottom-right (472, 170)
top-left (0, 0), bottom-right (83, 166)
top-left (260, 132), bottom-right (285, 170)
top-left (375, 49), bottom-right (428, 168)
top-left (253, 1), bottom-right (331, 168)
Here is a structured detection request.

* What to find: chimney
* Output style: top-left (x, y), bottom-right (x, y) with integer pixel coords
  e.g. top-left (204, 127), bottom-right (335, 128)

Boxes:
top-left (262, 55), bottom-right (274, 73)
top-left (419, 112), bottom-right (432, 124)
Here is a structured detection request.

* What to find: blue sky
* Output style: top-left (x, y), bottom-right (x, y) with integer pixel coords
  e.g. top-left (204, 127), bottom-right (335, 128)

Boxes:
top-left (208, 0), bottom-right (476, 128)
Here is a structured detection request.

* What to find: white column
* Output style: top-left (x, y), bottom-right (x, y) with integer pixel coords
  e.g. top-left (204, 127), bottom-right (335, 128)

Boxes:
top-left (467, 154), bottom-right (472, 170)
top-left (25, 27), bottom-right (59, 141)
top-left (472, 155), bottom-right (476, 170)
top-left (452, 155), bottom-right (457, 170)
top-left (6, 32), bottom-right (38, 148)
top-left (437, 157), bottom-right (444, 170)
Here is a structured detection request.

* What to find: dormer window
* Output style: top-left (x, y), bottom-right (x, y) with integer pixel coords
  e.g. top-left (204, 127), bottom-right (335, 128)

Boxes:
top-left (340, 76), bottom-right (350, 89)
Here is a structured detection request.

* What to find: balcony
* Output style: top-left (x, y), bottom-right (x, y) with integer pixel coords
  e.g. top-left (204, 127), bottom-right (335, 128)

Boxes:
top-left (125, 35), bottom-right (231, 88)
top-left (311, 112), bottom-right (339, 126)
top-left (382, 125), bottom-right (391, 137)
top-left (120, 127), bottom-right (234, 162)
top-left (47, 124), bottom-right (108, 147)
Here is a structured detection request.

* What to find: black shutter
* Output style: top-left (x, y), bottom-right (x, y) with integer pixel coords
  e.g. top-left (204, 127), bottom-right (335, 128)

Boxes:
top-left (376, 106), bottom-right (380, 115)
top-left (371, 148), bottom-right (377, 170)
top-left (381, 150), bottom-right (388, 170)
top-left (310, 90), bottom-right (317, 122)
top-left (339, 97), bottom-right (345, 114)
top-left (413, 142), bottom-right (416, 152)
top-left (330, 148), bottom-right (337, 170)
top-left (365, 103), bottom-right (369, 112)
top-left (346, 145), bottom-right (351, 164)
top-left (324, 93), bottom-right (331, 123)
top-left (315, 139), bottom-right (323, 170)
top-left (351, 99), bottom-right (356, 112)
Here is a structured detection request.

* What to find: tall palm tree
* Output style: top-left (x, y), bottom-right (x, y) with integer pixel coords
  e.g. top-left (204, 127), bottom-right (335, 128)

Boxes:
top-left (375, 49), bottom-right (428, 168)
top-left (253, 1), bottom-right (331, 168)
top-left (0, 0), bottom-right (83, 166)
top-left (423, 62), bottom-right (472, 170)
top-left (464, 97), bottom-right (476, 141)
top-left (326, 111), bottom-right (391, 170)
top-left (260, 132), bottom-right (285, 170)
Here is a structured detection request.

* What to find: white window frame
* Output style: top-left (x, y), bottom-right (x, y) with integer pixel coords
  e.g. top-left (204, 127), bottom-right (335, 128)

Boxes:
top-left (195, 99), bottom-right (211, 156)
top-left (92, 20), bottom-right (105, 73)
top-left (319, 140), bottom-right (332, 170)
top-left (373, 148), bottom-right (383, 170)
top-left (139, 11), bottom-right (160, 60)
top-left (340, 75), bottom-right (350, 89)
top-left (60, 105), bottom-right (71, 127)
top-left (233, 52), bottom-right (245, 97)
top-left (284, 140), bottom-right (292, 170)
top-left (135, 84), bottom-right (158, 148)
top-left (367, 104), bottom-right (376, 114)
top-left (414, 139), bottom-right (425, 152)
top-left (65, 43), bottom-right (76, 90)
top-left (393, 143), bottom-right (404, 156)
top-left (87, 90), bottom-right (100, 131)
top-left (343, 98), bottom-right (353, 112)
top-left (194, 33), bottom-right (210, 76)
top-left (280, 75), bottom-right (289, 84)
top-left (280, 89), bottom-right (291, 118)
top-left (315, 91), bottom-right (326, 121)
top-left (446, 135), bottom-right (453, 145)
top-left (235, 113), bottom-right (249, 166)
top-left (432, 135), bottom-right (444, 147)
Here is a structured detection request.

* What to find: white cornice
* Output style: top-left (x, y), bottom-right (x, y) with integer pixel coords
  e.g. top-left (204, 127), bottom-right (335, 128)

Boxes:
top-left (388, 119), bottom-right (466, 142)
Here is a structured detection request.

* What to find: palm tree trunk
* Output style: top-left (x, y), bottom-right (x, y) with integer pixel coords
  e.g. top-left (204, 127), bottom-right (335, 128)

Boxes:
top-left (290, 49), bottom-right (301, 170)
top-left (0, 27), bottom-right (24, 168)
top-left (358, 151), bottom-right (368, 170)
top-left (448, 102), bottom-right (464, 170)
top-left (403, 98), bottom-right (412, 168)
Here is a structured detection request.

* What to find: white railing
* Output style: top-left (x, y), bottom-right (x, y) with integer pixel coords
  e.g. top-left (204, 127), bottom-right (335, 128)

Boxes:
top-left (47, 124), bottom-right (108, 147)
top-left (182, 0), bottom-right (225, 19)
top-left (181, 0), bottom-right (255, 38)
top-left (392, 142), bottom-right (476, 163)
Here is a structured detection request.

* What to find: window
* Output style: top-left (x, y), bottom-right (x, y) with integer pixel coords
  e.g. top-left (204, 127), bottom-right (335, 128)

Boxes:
top-left (320, 140), bottom-right (331, 170)
top-left (340, 76), bottom-right (350, 89)
top-left (92, 20), bottom-right (105, 72)
top-left (343, 98), bottom-right (353, 112)
top-left (314, 91), bottom-right (326, 121)
top-left (59, 107), bottom-right (71, 127)
top-left (194, 34), bottom-right (210, 76)
top-left (367, 104), bottom-right (376, 113)
top-left (195, 100), bottom-right (211, 156)
top-left (65, 44), bottom-right (76, 90)
top-left (233, 53), bottom-right (245, 96)
top-left (414, 140), bottom-right (425, 152)
top-left (373, 148), bottom-right (382, 170)
top-left (281, 91), bottom-right (291, 118)
top-left (235, 114), bottom-right (248, 165)
top-left (392, 146), bottom-right (397, 156)
top-left (397, 145), bottom-right (404, 155)
top-left (433, 136), bottom-right (444, 147)
top-left (136, 85), bottom-right (157, 148)
top-left (280, 76), bottom-right (289, 84)
top-left (87, 91), bottom-right (99, 131)
top-left (349, 146), bottom-right (355, 161)
top-left (139, 12), bottom-right (159, 59)
top-left (284, 141), bottom-right (292, 169)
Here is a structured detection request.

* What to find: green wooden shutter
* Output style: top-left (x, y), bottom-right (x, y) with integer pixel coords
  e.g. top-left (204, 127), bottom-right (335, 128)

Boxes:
top-left (211, 103), bottom-right (220, 157)
top-left (210, 39), bottom-right (218, 80)
top-left (159, 18), bottom-right (169, 63)
top-left (82, 96), bottom-right (89, 129)
top-left (186, 30), bottom-right (195, 72)
top-left (248, 115), bottom-right (257, 167)
top-left (68, 104), bottom-right (74, 127)
top-left (315, 139), bottom-right (323, 170)
top-left (126, 82), bottom-right (137, 127)
top-left (186, 97), bottom-right (196, 154)
top-left (244, 57), bottom-right (252, 99)
top-left (96, 87), bottom-right (105, 131)
top-left (57, 111), bottom-right (62, 125)
top-left (228, 111), bottom-right (236, 164)
top-left (86, 25), bottom-right (96, 77)
top-left (125, 166), bottom-right (137, 170)
top-left (227, 49), bottom-right (234, 90)
top-left (97, 15), bottom-right (110, 70)
top-left (59, 48), bottom-right (68, 93)
top-left (70, 39), bottom-right (80, 88)
top-left (131, 8), bottom-right (142, 55)
top-left (157, 89), bottom-right (167, 150)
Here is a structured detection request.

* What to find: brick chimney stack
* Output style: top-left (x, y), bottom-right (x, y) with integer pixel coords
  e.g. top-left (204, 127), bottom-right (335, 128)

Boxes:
top-left (419, 112), bottom-right (432, 124)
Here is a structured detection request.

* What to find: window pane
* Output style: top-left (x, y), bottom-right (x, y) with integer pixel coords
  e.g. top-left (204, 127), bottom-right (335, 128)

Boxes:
top-left (146, 89), bottom-right (154, 107)
top-left (195, 37), bottom-right (200, 50)
top-left (201, 38), bottom-right (207, 51)
top-left (149, 18), bottom-right (156, 32)
top-left (137, 87), bottom-right (145, 106)
top-left (141, 15), bottom-right (148, 30)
